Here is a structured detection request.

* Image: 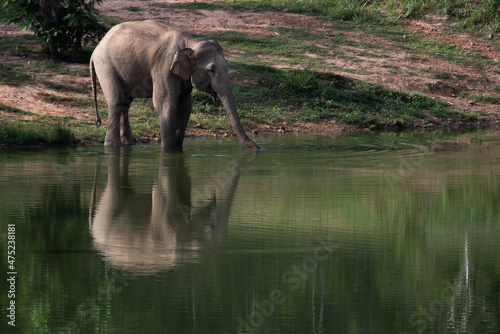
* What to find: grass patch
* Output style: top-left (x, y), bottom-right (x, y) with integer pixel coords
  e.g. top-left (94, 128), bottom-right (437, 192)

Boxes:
top-left (38, 93), bottom-right (97, 109)
top-left (0, 103), bottom-right (35, 116)
top-left (274, 26), bottom-right (321, 40)
top-left (207, 31), bottom-right (333, 69)
top-left (0, 100), bottom-right (105, 145)
top-left (214, 31), bottom-right (299, 55)
top-left (432, 71), bottom-right (452, 80)
top-left (332, 20), bottom-right (497, 68)
top-left (454, 90), bottom-right (500, 104)
top-left (0, 120), bottom-right (76, 146)
top-left (165, 2), bottom-right (220, 10)
top-left (187, 61), bottom-right (475, 129)
top-left (191, 0), bottom-right (375, 21)
top-left (408, 39), bottom-right (488, 66)
top-left (202, 5), bottom-right (484, 72)
top-left (469, 94), bottom-right (500, 104)
top-left (0, 34), bottom-right (40, 54)
top-left (379, 0), bottom-right (500, 31)
top-left (123, 6), bottom-right (142, 12)
top-left (127, 98), bottom-right (161, 140)
top-left (0, 63), bottom-right (33, 86)
top-left (220, 0), bottom-right (500, 32)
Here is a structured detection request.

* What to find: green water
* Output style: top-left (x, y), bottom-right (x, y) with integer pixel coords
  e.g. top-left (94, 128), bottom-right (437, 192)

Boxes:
top-left (1, 130), bottom-right (499, 333)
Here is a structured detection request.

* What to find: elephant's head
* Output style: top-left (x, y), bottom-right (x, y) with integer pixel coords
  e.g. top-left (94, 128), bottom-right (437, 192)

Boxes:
top-left (170, 41), bottom-right (261, 151)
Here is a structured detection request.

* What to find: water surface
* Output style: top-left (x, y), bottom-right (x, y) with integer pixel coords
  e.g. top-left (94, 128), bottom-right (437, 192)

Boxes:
top-left (1, 130), bottom-right (499, 333)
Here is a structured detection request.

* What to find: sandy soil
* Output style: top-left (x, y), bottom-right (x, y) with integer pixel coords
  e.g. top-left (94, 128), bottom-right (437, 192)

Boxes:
top-left (1, 0), bottom-right (500, 138)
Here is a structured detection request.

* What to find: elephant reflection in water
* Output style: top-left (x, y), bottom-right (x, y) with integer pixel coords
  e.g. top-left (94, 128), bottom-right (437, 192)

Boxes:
top-left (90, 148), bottom-right (244, 273)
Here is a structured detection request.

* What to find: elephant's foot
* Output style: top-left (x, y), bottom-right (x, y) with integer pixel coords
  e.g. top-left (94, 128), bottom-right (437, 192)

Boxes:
top-left (104, 135), bottom-right (133, 146)
top-left (104, 136), bottom-right (122, 146)
top-left (121, 133), bottom-right (134, 145)
top-left (121, 129), bottom-right (134, 145)
top-left (121, 138), bottom-right (134, 145)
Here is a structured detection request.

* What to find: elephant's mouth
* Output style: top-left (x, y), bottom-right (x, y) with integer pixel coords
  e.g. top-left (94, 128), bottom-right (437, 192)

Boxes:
top-left (207, 85), bottom-right (218, 104)
top-left (211, 92), bottom-right (219, 104)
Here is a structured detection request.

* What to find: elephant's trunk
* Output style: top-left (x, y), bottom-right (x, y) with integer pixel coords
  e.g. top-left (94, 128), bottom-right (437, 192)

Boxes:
top-left (218, 88), bottom-right (260, 152)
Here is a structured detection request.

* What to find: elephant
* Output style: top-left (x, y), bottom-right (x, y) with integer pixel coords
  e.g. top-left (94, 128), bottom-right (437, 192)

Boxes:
top-left (89, 147), bottom-right (246, 273)
top-left (90, 20), bottom-right (260, 151)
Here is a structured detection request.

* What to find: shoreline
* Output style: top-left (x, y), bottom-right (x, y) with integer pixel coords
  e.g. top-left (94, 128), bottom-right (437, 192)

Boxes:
top-left (2, 119), bottom-right (498, 150)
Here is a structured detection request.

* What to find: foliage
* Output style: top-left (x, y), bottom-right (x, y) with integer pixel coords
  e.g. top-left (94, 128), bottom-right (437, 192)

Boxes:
top-left (0, 0), bottom-right (106, 58)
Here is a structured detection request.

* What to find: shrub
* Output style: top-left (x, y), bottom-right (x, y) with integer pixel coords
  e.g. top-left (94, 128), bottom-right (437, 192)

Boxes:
top-left (0, 0), bottom-right (106, 58)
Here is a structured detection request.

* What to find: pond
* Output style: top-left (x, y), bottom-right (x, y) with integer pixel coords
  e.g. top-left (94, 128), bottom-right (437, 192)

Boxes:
top-left (1, 130), bottom-right (499, 333)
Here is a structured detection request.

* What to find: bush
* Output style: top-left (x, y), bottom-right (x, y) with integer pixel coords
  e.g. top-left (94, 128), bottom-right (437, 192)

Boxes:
top-left (0, 0), bottom-right (106, 58)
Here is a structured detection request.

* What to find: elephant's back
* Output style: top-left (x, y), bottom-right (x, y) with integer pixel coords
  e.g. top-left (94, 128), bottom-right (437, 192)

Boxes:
top-left (93, 22), bottom-right (169, 71)
top-left (93, 20), bottom-right (186, 62)
top-left (113, 20), bottom-right (177, 40)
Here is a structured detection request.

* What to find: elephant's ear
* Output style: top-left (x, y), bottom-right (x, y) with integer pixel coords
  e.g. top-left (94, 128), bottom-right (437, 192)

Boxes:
top-left (170, 48), bottom-right (194, 80)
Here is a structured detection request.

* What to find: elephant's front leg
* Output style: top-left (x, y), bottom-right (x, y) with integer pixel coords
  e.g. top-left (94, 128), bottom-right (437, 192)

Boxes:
top-left (175, 92), bottom-right (192, 147)
top-left (156, 96), bottom-right (179, 148)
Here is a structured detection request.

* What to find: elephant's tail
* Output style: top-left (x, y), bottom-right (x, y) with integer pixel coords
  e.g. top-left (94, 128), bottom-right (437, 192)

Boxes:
top-left (90, 59), bottom-right (102, 128)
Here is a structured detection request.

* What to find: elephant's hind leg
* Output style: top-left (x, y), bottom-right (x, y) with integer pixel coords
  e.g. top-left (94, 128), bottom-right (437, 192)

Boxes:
top-left (99, 72), bottom-right (133, 146)
top-left (105, 99), bottom-right (132, 146)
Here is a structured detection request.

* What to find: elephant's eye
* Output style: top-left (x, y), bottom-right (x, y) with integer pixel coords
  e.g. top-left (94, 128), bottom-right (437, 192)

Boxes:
top-left (206, 64), bottom-right (216, 73)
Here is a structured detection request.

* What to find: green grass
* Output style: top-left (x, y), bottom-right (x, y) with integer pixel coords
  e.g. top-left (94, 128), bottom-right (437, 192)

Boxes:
top-left (174, 0), bottom-right (500, 32)
top-left (188, 61), bottom-right (475, 128)
top-left (205, 0), bottom-right (374, 21)
top-left (165, 2), bottom-right (219, 10)
top-left (0, 34), bottom-right (40, 54)
top-left (432, 71), bottom-right (452, 80)
top-left (469, 94), bottom-right (500, 104)
top-left (380, 0), bottom-right (500, 31)
top-left (207, 30), bottom-right (335, 69)
top-left (0, 102), bottom-right (35, 116)
top-left (332, 20), bottom-right (497, 68)
top-left (0, 101), bottom-right (104, 146)
top-left (0, 63), bottom-right (33, 85)
top-left (210, 16), bottom-right (497, 73)
top-left (0, 120), bottom-right (76, 146)
top-left (213, 31), bottom-right (303, 56)
top-left (38, 93), bottom-right (95, 109)
top-left (123, 6), bottom-right (142, 12)
top-left (408, 39), bottom-right (491, 66)
top-left (219, 0), bottom-right (500, 32)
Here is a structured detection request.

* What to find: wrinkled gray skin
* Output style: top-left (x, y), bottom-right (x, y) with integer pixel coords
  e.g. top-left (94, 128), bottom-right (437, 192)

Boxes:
top-left (90, 20), bottom-right (260, 151)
